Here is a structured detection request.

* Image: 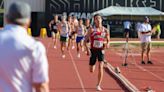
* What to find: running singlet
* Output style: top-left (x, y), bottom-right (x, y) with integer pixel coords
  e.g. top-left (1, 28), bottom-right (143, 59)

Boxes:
top-left (51, 21), bottom-right (58, 30)
top-left (60, 22), bottom-right (69, 37)
top-left (90, 27), bottom-right (106, 49)
top-left (77, 25), bottom-right (84, 37)
top-left (68, 22), bottom-right (75, 35)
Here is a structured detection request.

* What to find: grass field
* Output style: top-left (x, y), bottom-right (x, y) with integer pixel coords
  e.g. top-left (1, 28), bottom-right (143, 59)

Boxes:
top-left (110, 42), bottom-right (164, 47)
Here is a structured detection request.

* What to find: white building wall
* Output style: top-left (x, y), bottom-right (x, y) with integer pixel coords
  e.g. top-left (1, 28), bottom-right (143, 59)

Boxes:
top-left (4, 0), bottom-right (45, 12)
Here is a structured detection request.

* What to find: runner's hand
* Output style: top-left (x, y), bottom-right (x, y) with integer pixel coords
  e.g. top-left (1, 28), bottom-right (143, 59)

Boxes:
top-left (86, 49), bottom-right (90, 56)
top-left (106, 43), bottom-right (110, 49)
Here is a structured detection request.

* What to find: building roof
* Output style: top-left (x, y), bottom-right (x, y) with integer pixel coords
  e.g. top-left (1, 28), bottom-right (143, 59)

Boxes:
top-left (93, 6), bottom-right (164, 16)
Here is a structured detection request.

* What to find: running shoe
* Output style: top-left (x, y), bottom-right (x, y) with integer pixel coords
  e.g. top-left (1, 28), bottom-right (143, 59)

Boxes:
top-left (141, 61), bottom-right (145, 64)
top-left (96, 85), bottom-right (102, 91)
top-left (53, 45), bottom-right (57, 49)
top-left (147, 61), bottom-right (153, 64)
top-left (72, 46), bottom-right (75, 49)
top-left (77, 53), bottom-right (80, 58)
top-left (62, 54), bottom-right (65, 58)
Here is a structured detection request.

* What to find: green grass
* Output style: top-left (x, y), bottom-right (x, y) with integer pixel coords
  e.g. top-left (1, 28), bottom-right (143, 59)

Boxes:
top-left (110, 42), bottom-right (164, 47)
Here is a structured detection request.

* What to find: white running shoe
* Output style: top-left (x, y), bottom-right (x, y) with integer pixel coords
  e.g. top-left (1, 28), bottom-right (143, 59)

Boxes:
top-left (77, 53), bottom-right (80, 58)
top-left (62, 55), bottom-right (65, 58)
top-left (72, 46), bottom-right (75, 49)
top-left (53, 45), bottom-right (57, 49)
top-left (96, 85), bottom-right (102, 91)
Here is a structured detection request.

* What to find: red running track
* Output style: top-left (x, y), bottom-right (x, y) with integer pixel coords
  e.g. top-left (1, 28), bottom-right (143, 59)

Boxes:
top-left (105, 45), bottom-right (164, 92)
top-left (39, 38), bottom-right (128, 92)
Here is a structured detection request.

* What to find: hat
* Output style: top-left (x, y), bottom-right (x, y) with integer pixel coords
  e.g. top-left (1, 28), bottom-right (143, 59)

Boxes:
top-left (144, 16), bottom-right (149, 20)
top-left (6, 2), bottom-right (31, 24)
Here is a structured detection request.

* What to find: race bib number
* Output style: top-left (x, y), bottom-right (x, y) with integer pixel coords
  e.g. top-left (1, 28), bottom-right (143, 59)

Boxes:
top-left (93, 40), bottom-right (103, 48)
top-left (53, 26), bottom-right (57, 29)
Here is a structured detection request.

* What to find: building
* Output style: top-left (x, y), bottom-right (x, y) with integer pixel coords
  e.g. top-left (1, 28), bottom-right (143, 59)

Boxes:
top-left (2, 0), bottom-right (164, 37)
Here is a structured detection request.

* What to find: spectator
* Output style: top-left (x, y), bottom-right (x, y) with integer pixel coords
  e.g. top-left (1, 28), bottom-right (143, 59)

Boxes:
top-left (152, 22), bottom-right (161, 39)
top-left (0, 2), bottom-right (49, 92)
top-left (123, 20), bottom-right (131, 42)
top-left (139, 16), bottom-right (153, 64)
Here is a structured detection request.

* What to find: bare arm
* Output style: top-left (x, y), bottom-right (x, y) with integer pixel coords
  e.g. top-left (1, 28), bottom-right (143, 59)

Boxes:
top-left (140, 31), bottom-right (152, 36)
top-left (48, 20), bottom-right (53, 30)
top-left (33, 82), bottom-right (49, 92)
top-left (104, 27), bottom-right (110, 48)
top-left (141, 31), bottom-right (151, 34)
top-left (57, 23), bottom-right (62, 33)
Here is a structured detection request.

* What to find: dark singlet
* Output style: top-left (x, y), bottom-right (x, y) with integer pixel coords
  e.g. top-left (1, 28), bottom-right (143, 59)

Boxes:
top-left (51, 21), bottom-right (59, 33)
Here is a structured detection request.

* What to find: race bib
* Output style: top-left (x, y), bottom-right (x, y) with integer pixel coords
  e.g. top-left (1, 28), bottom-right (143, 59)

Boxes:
top-left (93, 40), bottom-right (103, 48)
top-left (53, 26), bottom-right (57, 29)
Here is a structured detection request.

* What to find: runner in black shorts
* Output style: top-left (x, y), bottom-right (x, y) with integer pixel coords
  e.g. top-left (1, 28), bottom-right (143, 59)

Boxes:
top-left (85, 19), bottom-right (91, 43)
top-left (89, 49), bottom-right (104, 65)
top-left (84, 14), bottom-right (110, 91)
top-left (49, 15), bottom-right (60, 48)
top-left (67, 16), bottom-right (76, 50)
top-left (58, 16), bottom-right (69, 58)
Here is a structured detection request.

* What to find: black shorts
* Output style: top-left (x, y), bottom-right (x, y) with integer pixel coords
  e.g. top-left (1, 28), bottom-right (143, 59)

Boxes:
top-left (69, 31), bottom-right (76, 39)
top-left (60, 36), bottom-right (68, 42)
top-left (51, 29), bottom-right (58, 34)
top-left (69, 35), bottom-right (72, 39)
top-left (124, 28), bottom-right (131, 34)
top-left (89, 49), bottom-right (104, 66)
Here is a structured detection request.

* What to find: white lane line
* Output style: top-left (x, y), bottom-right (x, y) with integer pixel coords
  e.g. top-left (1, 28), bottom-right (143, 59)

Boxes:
top-left (152, 55), bottom-right (164, 65)
top-left (110, 41), bottom-right (164, 43)
top-left (68, 51), bottom-right (86, 92)
top-left (129, 50), bottom-right (164, 82)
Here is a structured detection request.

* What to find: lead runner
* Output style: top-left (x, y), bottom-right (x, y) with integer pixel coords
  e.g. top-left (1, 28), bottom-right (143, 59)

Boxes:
top-left (84, 14), bottom-right (110, 91)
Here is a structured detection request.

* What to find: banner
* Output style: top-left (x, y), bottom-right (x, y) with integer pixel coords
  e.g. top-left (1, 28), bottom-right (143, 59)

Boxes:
top-left (46, 0), bottom-right (163, 19)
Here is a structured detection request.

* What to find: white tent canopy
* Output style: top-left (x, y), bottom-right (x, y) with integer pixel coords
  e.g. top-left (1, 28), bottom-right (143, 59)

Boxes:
top-left (92, 6), bottom-right (164, 16)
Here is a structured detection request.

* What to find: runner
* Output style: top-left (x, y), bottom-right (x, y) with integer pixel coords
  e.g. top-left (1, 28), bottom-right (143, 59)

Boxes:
top-left (58, 16), bottom-right (69, 58)
top-left (67, 16), bottom-right (76, 50)
top-left (49, 15), bottom-right (60, 48)
top-left (84, 14), bottom-right (110, 91)
top-left (153, 22), bottom-right (161, 39)
top-left (84, 19), bottom-right (91, 52)
top-left (69, 16), bottom-right (78, 49)
top-left (75, 18), bottom-right (85, 58)
top-left (85, 19), bottom-right (91, 30)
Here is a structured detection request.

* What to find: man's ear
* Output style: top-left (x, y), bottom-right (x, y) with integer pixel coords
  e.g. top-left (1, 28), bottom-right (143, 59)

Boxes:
top-left (25, 19), bottom-right (31, 29)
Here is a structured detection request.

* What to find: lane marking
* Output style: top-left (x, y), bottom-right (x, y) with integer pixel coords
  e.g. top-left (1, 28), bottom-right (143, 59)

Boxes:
top-left (105, 62), bottom-right (140, 92)
top-left (114, 46), bottom-right (164, 82)
top-left (129, 50), bottom-right (164, 82)
top-left (68, 51), bottom-right (86, 92)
